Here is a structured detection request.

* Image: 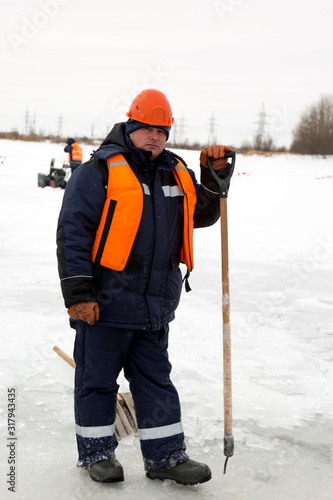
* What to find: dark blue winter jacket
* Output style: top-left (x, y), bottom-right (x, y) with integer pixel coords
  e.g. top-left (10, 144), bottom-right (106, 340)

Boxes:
top-left (57, 123), bottom-right (226, 331)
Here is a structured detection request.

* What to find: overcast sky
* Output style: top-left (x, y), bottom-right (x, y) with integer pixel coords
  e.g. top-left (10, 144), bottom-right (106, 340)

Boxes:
top-left (1, 0), bottom-right (332, 148)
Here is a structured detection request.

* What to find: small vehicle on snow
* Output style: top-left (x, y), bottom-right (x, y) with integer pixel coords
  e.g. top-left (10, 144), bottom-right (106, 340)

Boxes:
top-left (38, 158), bottom-right (71, 189)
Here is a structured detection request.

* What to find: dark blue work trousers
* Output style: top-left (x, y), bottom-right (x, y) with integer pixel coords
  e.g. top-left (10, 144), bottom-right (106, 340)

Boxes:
top-left (73, 322), bottom-right (188, 471)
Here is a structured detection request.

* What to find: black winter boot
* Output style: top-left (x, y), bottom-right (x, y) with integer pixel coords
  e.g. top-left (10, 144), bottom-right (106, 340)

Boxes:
top-left (146, 458), bottom-right (212, 485)
top-left (88, 458), bottom-right (124, 483)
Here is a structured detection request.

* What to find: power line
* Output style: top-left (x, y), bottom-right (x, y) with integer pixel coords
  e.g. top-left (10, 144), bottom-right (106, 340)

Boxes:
top-left (173, 113), bottom-right (186, 144)
top-left (30, 111), bottom-right (36, 134)
top-left (207, 112), bottom-right (218, 144)
top-left (254, 103), bottom-right (270, 138)
top-left (24, 107), bottom-right (29, 135)
top-left (57, 113), bottom-right (63, 137)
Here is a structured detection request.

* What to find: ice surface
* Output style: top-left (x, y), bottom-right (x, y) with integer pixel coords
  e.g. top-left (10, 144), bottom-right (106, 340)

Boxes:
top-left (0, 140), bottom-right (332, 499)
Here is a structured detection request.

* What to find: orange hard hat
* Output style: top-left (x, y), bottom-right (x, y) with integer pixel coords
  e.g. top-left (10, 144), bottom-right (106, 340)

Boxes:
top-left (126, 89), bottom-right (174, 127)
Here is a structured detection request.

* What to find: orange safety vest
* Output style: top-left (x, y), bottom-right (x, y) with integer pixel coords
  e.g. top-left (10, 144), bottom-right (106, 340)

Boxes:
top-left (92, 153), bottom-right (197, 272)
top-left (69, 142), bottom-right (83, 162)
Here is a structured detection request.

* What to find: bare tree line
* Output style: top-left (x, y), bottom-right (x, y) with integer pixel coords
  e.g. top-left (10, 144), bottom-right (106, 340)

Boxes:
top-left (290, 94), bottom-right (333, 155)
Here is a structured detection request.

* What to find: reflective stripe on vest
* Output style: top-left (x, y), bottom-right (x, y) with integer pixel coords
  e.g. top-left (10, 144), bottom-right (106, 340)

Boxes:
top-left (91, 153), bottom-right (196, 272)
top-left (173, 163), bottom-right (196, 271)
top-left (70, 142), bottom-right (83, 162)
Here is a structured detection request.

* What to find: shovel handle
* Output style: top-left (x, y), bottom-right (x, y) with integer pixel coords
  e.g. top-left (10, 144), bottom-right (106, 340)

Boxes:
top-left (53, 345), bottom-right (76, 369)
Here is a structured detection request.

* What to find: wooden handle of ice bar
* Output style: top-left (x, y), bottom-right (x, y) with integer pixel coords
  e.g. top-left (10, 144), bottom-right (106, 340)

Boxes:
top-left (220, 198), bottom-right (233, 438)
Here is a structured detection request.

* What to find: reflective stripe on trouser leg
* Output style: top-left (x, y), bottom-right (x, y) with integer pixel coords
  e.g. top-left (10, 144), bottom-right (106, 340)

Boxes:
top-left (124, 326), bottom-right (188, 471)
top-left (74, 323), bottom-right (134, 467)
top-left (75, 422), bottom-right (117, 468)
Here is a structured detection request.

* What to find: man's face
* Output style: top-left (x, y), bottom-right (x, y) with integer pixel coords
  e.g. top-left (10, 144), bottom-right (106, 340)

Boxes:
top-left (129, 126), bottom-right (167, 160)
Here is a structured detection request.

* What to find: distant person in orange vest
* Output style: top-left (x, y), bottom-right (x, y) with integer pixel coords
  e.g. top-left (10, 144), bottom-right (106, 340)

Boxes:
top-left (64, 138), bottom-right (83, 172)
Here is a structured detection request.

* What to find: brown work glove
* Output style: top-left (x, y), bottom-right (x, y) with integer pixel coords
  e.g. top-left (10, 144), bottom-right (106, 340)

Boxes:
top-left (67, 301), bottom-right (100, 325)
top-left (200, 145), bottom-right (231, 170)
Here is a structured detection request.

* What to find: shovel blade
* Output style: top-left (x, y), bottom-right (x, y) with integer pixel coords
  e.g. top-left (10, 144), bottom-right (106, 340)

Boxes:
top-left (53, 346), bottom-right (138, 440)
top-left (115, 392), bottom-right (138, 440)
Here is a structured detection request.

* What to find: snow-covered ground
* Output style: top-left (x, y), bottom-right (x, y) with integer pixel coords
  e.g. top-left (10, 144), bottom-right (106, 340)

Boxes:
top-left (0, 139), bottom-right (332, 499)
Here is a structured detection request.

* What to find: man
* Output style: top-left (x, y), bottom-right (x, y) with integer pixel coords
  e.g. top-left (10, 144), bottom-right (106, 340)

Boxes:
top-left (56, 89), bottom-right (231, 486)
top-left (64, 138), bottom-right (83, 172)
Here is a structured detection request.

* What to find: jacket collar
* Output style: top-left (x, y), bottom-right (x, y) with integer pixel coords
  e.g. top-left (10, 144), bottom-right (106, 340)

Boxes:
top-left (92, 122), bottom-right (184, 171)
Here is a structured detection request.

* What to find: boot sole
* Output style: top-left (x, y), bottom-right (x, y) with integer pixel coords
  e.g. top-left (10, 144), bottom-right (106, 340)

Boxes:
top-left (89, 474), bottom-right (124, 483)
top-left (146, 471), bottom-right (212, 486)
